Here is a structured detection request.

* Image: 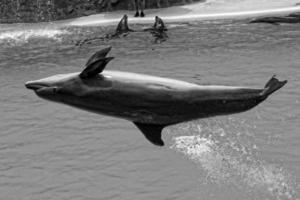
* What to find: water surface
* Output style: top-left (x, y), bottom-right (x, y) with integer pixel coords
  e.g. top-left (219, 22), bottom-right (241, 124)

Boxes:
top-left (0, 8), bottom-right (300, 200)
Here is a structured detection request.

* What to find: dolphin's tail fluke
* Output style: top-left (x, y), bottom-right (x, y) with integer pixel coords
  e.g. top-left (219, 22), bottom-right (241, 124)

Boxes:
top-left (261, 75), bottom-right (287, 96)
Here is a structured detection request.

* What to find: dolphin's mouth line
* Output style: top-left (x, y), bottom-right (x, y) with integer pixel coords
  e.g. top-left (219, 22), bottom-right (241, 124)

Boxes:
top-left (25, 82), bottom-right (50, 91)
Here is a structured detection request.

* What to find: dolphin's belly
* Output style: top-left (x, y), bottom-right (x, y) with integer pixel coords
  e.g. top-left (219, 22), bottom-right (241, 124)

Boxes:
top-left (68, 83), bottom-right (265, 125)
top-left (83, 97), bottom-right (265, 125)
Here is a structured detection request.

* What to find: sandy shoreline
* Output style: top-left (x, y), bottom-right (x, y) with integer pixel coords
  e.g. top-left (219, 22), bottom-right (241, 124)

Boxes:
top-left (66, 2), bottom-right (300, 26)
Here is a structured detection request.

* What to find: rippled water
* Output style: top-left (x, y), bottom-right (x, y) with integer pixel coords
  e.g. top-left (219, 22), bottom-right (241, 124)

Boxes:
top-left (0, 10), bottom-right (300, 200)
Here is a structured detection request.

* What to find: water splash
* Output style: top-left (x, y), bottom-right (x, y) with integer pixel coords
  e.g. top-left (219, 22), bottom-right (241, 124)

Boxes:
top-left (201, 0), bottom-right (299, 11)
top-left (0, 28), bottom-right (69, 46)
top-left (169, 118), bottom-right (296, 200)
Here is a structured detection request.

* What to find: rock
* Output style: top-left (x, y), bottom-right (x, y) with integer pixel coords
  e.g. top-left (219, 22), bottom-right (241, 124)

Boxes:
top-left (82, 10), bottom-right (97, 16)
top-left (67, 5), bottom-right (74, 14)
top-left (250, 12), bottom-right (300, 24)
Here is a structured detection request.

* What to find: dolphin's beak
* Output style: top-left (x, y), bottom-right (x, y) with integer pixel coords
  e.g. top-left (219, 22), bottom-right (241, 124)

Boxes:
top-left (25, 81), bottom-right (49, 91)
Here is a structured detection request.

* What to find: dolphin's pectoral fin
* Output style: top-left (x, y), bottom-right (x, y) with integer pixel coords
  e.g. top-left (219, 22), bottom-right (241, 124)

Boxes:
top-left (85, 46), bottom-right (111, 67)
top-left (80, 57), bottom-right (114, 79)
top-left (133, 122), bottom-right (166, 146)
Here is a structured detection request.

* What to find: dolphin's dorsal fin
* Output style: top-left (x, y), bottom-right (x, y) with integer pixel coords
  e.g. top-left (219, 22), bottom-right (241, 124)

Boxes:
top-left (85, 46), bottom-right (112, 67)
top-left (154, 16), bottom-right (167, 31)
top-left (133, 122), bottom-right (166, 146)
top-left (80, 57), bottom-right (114, 79)
top-left (80, 46), bottom-right (113, 79)
top-left (115, 15), bottom-right (133, 34)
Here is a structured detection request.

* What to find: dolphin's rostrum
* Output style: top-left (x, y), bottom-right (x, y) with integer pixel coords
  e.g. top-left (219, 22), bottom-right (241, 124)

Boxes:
top-left (26, 47), bottom-right (287, 146)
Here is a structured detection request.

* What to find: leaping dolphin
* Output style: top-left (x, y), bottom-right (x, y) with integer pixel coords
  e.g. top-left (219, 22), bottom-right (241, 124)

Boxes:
top-left (25, 47), bottom-right (287, 146)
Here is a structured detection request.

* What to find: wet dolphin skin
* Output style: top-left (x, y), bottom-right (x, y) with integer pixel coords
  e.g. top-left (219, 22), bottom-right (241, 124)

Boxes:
top-left (25, 47), bottom-right (287, 146)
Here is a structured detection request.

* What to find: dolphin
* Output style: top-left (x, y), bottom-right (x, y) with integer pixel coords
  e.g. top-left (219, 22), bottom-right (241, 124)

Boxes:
top-left (144, 16), bottom-right (168, 32)
top-left (144, 16), bottom-right (168, 43)
top-left (113, 14), bottom-right (134, 37)
top-left (76, 15), bottom-right (133, 46)
top-left (25, 47), bottom-right (287, 146)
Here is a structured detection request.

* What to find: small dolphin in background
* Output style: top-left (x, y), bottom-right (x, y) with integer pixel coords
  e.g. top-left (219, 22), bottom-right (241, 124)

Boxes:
top-left (76, 15), bottom-right (133, 46)
top-left (112, 14), bottom-right (134, 37)
top-left (144, 16), bottom-right (168, 32)
top-left (144, 16), bottom-right (168, 43)
top-left (154, 16), bottom-right (168, 32)
top-left (26, 47), bottom-right (287, 146)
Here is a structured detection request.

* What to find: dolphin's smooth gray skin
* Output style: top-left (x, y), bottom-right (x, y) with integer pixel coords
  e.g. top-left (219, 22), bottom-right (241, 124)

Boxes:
top-left (25, 47), bottom-right (287, 146)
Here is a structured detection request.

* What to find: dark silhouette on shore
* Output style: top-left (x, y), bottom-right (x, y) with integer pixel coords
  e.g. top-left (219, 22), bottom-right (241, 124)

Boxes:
top-left (134, 0), bottom-right (145, 17)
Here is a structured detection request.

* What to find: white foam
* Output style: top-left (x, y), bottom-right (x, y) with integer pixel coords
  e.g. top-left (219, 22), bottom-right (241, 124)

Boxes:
top-left (191, 0), bottom-right (299, 12)
top-left (170, 120), bottom-right (296, 199)
top-left (0, 28), bottom-right (69, 44)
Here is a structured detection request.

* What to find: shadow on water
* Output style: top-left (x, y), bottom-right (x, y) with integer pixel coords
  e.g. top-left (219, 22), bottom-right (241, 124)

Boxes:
top-left (167, 117), bottom-right (297, 200)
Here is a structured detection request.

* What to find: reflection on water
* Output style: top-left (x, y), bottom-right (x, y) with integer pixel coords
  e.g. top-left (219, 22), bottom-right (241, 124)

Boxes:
top-left (0, 15), bottom-right (299, 200)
